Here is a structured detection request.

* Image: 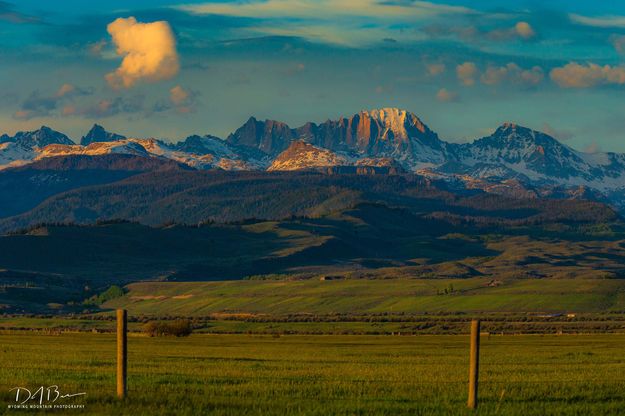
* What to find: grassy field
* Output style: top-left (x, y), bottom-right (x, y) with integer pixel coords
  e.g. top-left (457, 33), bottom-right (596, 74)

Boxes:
top-left (1, 332), bottom-right (625, 415)
top-left (103, 278), bottom-right (625, 316)
top-left (4, 207), bottom-right (625, 315)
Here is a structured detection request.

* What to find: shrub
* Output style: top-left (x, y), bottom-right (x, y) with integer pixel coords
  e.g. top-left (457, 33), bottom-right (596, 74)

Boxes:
top-left (143, 320), bottom-right (193, 337)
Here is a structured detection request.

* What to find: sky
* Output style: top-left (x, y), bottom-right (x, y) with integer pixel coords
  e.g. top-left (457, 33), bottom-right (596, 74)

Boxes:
top-left (1, 1), bottom-right (625, 152)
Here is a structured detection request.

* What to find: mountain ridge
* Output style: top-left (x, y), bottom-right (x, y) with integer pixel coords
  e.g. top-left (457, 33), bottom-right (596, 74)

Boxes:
top-left (3, 108), bottom-right (625, 209)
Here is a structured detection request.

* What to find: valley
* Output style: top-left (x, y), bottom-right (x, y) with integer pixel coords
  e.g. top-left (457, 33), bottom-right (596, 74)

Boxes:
top-left (2, 108), bottom-right (625, 318)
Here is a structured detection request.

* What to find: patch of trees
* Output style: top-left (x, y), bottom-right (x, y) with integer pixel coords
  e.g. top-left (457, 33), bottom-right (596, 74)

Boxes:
top-left (143, 319), bottom-right (193, 337)
top-left (83, 285), bottom-right (126, 306)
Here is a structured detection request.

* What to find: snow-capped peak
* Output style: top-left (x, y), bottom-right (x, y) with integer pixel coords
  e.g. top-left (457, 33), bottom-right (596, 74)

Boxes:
top-left (360, 108), bottom-right (429, 136)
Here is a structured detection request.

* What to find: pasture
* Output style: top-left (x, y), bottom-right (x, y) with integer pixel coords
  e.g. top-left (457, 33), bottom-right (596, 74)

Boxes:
top-left (1, 333), bottom-right (625, 415)
top-left (104, 278), bottom-right (625, 316)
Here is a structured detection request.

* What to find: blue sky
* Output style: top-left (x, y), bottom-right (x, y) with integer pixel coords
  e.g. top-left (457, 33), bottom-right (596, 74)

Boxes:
top-left (1, 1), bottom-right (625, 152)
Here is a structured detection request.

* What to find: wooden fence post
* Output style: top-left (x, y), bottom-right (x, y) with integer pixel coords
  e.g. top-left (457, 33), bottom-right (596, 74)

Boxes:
top-left (117, 309), bottom-right (127, 399)
top-left (467, 319), bottom-right (480, 409)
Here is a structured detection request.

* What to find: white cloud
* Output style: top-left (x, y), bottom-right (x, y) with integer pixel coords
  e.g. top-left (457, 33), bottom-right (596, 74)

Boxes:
top-left (179, 0), bottom-right (477, 20)
top-left (550, 62), bottom-right (625, 88)
top-left (456, 62), bottom-right (477, 86)
top-left (178, 0), bottom-right (477, 46)
top-left (105, 17), bottom-right (180, 89)
top-left (570, 13), bottom-right (625, 28)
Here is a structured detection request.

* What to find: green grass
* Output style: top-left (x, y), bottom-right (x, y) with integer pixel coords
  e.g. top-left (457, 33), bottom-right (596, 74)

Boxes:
top-left (1, 333), bottom-right (625, 415)
top-left (4, 206), bottom-right (625, 314)
top-left (103, 278), bottom-right (625, 316)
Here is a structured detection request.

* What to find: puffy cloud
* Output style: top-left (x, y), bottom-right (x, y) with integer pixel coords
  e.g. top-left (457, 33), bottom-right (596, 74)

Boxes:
top-left (169, 85), bottom-right (199, 113)
top-left (150, 86), bottom-right (199, 115)
top-left (436, 88), bottom-right (458, 102)
top-left (426, 63), bottom-right (446, 76)
top-left (550, 62), bottom-right (625, 88)
top-left (170, 85), bottom-right (190, 106)
top-left (514, 22), bottom-right (535, 39)
top-left (480, 63), bottom-right (544, 87)
top-left (456, 62), bottom-right (477, 86)
top-left (105, 17), bottom-right (180, 89)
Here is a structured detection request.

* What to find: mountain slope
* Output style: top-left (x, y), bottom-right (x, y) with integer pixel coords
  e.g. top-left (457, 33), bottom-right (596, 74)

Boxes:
top-left (0, 169), bottom-right (618, 234)
top-left (0, 154), bottom-right (190, 218)
top-left (0, 126), bottom-right (75, 168)
top-left (2, 126), bottom-right (73, 148)
top-left (445, 123), bottom-right (625, 195)
top-left (303, 108), bottom-right (449, 169)
top-left (268, 141), bottom-right (349, 171)
top-left (227, 108), bottom-right (450, 170)
top-left (3, 109), bottom-right (625, 210)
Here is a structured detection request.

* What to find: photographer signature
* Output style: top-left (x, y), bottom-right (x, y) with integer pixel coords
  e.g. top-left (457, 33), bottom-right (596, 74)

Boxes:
top-left (9, 386), bottom-right (86, 405)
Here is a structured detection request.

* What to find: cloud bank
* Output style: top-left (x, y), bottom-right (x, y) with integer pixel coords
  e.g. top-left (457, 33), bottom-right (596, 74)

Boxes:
top-left (550, 62), bottom-right (625, 88)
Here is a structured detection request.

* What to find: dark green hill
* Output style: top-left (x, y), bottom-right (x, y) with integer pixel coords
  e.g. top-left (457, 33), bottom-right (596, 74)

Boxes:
top-left (0, 154), bottom-right (190, 219)
top-left (0, 170), bottom-right (617, 233)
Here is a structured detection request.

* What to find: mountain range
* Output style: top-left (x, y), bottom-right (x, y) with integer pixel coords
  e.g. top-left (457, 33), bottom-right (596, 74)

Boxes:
top-left (2, 108), bottom-right (625, 209)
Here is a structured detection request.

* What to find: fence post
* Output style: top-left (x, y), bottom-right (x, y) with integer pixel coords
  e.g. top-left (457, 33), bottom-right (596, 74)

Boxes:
top-left (116, 309), bottom-right (127, 399)
top-left (467, 319), bottom-right (480, 409)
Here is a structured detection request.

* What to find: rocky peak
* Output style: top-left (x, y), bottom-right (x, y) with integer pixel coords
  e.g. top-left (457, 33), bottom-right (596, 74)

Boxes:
top-left (225, 108), bottom-right (446, 167)
top-left (80, 124), bottom-right (126, 146)
top-left (479, 123), bottom-right (565, 152)
top-left (305, 108), bottom-right (446, 168)
top-left (226, 116), bottom-right (294, 155)
top-left (10, 126), bottom-right (74, 148)
top-left (463, 123), bottom-right (589, 180)
top-left (360, 108), bottom-right (430, 138)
